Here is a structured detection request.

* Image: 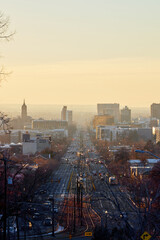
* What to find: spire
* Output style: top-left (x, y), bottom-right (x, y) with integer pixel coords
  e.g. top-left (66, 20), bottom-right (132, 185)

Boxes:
top-left (22, 99), bottom-right (26, 106)
top-left (21, 99), bottom-right (27, 122)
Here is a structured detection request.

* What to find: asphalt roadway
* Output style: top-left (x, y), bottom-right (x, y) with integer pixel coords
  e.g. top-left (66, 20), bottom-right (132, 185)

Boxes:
top-left (6, 131), bottom-right (140, 239)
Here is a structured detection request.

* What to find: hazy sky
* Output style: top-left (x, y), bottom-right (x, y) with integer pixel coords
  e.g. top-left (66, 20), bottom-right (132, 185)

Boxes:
top-left (1, 0), bottom-right (160, 107)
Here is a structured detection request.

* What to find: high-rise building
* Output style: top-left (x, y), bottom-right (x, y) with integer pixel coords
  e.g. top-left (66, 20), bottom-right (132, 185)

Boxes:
top-left (97, 103), bottom-right (120, 123)
top-left (61, 106), bottom-right (67, 121)
top-left (151, 103), bottom-right (160, 119)
top-left (21, 100), bottom-right (27, 123)
top-left (121, 106), bottom-right (131, 123)
top-left (67, 110), bottom-right (73, 125)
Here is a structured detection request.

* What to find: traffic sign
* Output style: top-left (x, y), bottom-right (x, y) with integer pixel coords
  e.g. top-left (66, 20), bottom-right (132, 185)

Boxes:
top-left (85, 232), bottom-right (92, 236)
top-left (8, 177), bottom-right (13, 185)
top-left (141, 231), bottom-right (151, 240)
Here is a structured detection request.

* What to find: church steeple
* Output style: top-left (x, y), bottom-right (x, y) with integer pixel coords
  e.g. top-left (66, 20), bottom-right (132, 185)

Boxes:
top-left (21, 99), bottom-right (27, 123)
top-left (22, 99), bottom-right (26, 107)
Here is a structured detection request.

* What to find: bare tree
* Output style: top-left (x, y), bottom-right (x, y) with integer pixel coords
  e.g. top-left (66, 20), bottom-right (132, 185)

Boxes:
top-left (0, 12), bottom-right (15, 82)
top-left (0, 112), bottom-right (11, 133)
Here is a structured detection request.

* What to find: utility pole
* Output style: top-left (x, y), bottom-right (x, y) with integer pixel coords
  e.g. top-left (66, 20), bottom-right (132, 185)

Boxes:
top-left (73, 194), bottom-right (76, 233)
top-left (77, 182), bottom-right (80, 204)
top-left (80, 185), bottom-right (83, 226)
top-left (78, 186), bottom-right (80, 219)
top-left (76, 176), bottom-right (78, 203)
top-left (52, 197), bottom-right (55, 237)
top-left (0, 154), bottom-right (8, 240)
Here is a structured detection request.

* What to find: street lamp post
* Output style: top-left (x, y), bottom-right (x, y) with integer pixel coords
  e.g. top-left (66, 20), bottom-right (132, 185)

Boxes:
top-left (135, 149), bottom-right (160, 159)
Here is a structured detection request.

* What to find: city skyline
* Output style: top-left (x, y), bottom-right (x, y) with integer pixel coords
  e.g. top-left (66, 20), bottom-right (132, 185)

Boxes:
top-left (0, 1), bottom-right (160, 106)
top-left (0, 2), bottom-right (160, 238)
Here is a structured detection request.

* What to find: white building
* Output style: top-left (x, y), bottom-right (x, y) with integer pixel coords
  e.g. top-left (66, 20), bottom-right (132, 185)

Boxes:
top-left (22, 137), bottom-right (51, 155)
top-left (96, 125), bottom-right (153, 142)
top-left (96, 125), bottom-right (135, 141)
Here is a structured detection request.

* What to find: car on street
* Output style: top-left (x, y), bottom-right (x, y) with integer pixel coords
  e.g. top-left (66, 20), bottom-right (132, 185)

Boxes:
top-left (21, 222), bottom-right (32, 230)
top-left (48, 194), bottom-right (53, 200)
top-left (54, 207), bottom-right (58, 213)
top-left (40, 189), bottom-right (46, 194)
top-left (43, 217), bottom-right (52, 226)
top-left (120, 212), bottom-right (128, 219)
top-left (32, 212), bottom-right (41, 220)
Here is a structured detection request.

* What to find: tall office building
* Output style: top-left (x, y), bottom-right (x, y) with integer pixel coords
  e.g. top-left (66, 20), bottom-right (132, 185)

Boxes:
top-left (151, 103), bottom-right (160, 119)
top-left (121, 106), bottom-right (131, 123)
top-left (61, 106), bottom-right (67, 121)
top-left (97, 103), bottom-right (120, 123)
top-left (67, 110), bottom-right (73, 125)
top-left (21, 100), bottom-right (27, 123)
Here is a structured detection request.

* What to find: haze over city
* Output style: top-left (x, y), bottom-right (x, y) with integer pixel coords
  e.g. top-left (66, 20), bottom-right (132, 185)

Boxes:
top-left (1, 0), bottom-right (160, 106)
